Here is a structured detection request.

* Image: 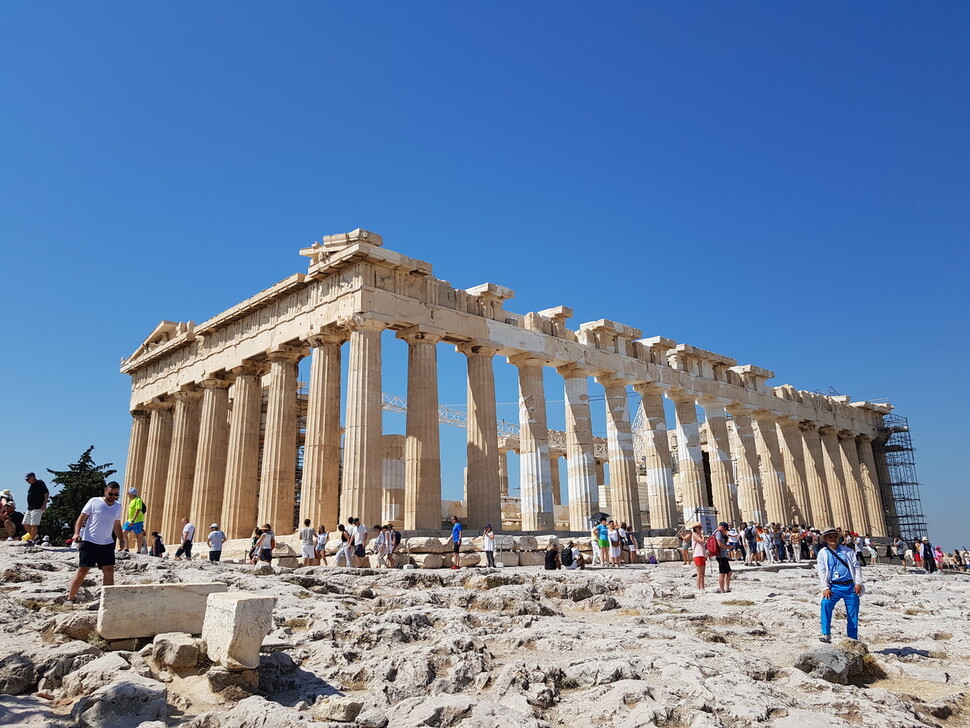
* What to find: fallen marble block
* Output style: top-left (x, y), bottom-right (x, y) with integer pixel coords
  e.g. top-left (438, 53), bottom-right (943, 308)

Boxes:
top-left (202, 592), bottom-right (275, 671)
top-left (97, 582), bottom-right (228, 640)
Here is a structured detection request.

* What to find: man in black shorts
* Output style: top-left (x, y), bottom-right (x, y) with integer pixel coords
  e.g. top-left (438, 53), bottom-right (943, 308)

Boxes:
top-left (67, 481), bottom-right (125, 603)
top-left (714, 521), bottom-right (733, 594)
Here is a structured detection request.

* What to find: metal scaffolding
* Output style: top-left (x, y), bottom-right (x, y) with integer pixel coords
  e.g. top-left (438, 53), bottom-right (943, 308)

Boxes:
top-left (875, 413), bottom-right (928, 541)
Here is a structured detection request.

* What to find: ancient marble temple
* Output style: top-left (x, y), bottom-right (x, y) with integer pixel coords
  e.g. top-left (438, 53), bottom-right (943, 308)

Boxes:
top-left (120, 229), bottom-right (893, 541)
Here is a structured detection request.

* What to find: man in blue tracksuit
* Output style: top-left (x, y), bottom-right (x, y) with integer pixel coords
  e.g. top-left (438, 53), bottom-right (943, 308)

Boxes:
top-left (816, 526), bottom-right (863, 643)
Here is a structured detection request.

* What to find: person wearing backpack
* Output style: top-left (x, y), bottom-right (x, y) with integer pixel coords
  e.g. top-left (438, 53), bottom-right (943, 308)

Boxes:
top-left (816, 525), bottom-right (863, 642)
top-left (713, 522), bottom-right (733, 593)
top-left (254, 522), bottom-right (275, 565)
top-left (689, 522), bottom-right (707, 590)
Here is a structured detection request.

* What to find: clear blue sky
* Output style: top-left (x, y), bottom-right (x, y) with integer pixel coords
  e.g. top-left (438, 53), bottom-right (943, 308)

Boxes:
top-left (1, 4), bottom-right (967, 548)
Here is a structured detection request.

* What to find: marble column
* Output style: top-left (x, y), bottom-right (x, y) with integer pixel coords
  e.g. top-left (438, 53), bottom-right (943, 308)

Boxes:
top-left (726, 405), bottom-right (766, 525)
top-left (190, 375), bottom-right (232, 538)
top-left (341, 318), bottom-right (386, 528)
top-left (799, 422), bottom-right (833, 528)
top-left (382, 434), bottom-right (406, 524)
top-left (670, 391), bottom-right (708, 519)
top-left (819, 426), bottom-right (852, 530)
top-left (498, 448), bottom-right (510, 498)
top-left (140, 400), bottom-right (174, 536)
top-left (459, 342), bottom-right (501, 531)
top-left (839, 430), bottom-right (870, 535)
top-left (258, 346), bottom-right (305, 534)
top-left (162, 388), bottom-right (202, 542)
top-left (595, 459), bottom-right (608, 513)
top-left (559, 366), bottom-right (598, 531)
top-left (396, 328), bottom-right (443, 529)
top-left (549, 454), bottom-right (562, 507)
top-left (699, 399), bottom-right (740, 525)
top-left (300, 331), bottom-right (345, 531)
top-left (634, 384), bottom-right (677, 530)
top-left (222, 363), bottom-right (267, 539)
top-left (857, 435), bottom-right (887, 536)
top-left (122, 409), bottom-right (150, 527)
top-left (777, 418), bottom-right (812, 526)
top-left (510, 355), bottom-right (554, 531)
top-left (752, 411), bottom-right (790, 525)
top-left (599, 377), bottom-right (641, 530)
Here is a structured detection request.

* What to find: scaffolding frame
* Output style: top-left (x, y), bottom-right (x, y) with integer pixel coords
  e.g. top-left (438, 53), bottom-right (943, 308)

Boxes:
top-left (875, 413), bottom-right (928, 541)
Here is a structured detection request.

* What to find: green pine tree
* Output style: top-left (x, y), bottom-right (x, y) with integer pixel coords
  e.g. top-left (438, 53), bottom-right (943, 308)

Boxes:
top-left (40, 446), bottom-right (117, 543)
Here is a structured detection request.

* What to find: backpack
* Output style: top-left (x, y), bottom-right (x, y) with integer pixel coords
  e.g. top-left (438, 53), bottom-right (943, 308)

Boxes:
top-left (744, 526), bottom-right (755, 541)
top-left (561, 548), bottom-right (573, 566)
top-left (706, 534), bottom-right (720, 557)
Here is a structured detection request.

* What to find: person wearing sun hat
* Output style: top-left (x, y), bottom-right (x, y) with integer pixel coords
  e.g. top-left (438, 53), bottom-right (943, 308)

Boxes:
top-left (816, 525), bottom-right (863, 643)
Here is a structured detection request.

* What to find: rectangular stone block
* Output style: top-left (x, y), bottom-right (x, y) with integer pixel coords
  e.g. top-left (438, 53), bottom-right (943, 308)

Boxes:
top-left (518, 551), bottom-right (545, 567)
top-left (495, 552), bottom-right (518, 567)
top-left (97, 583), bottom-right (229, 640)
top-left (202, 592), bottom-right (275, 671)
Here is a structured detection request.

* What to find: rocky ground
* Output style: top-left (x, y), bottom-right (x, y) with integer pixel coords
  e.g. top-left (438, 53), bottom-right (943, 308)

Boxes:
top-left (1, 543), bottom-right (968, 728)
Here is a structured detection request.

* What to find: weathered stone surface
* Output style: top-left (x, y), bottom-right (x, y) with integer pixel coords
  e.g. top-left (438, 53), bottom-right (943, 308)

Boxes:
top-left (512, 535), bottom-right (539, 551)
top-left (32, 640), bottom-right (101, 691)
top-left (152, 632), bottom-right (200, 668)
top-left (43, 610), bottom-right (98, 642)
top-left (97, 582), bottom-right (229, 640)
top-left (406, 536), bottom-right (449, 554)
top-left (0, 653), bottom-right (37, 695)
top-left (310, 695), bottom-right (363, 722)
top-left (410, 553), bottom-right (443, 569)
top-left (205, 665), bottom-right (259, 693)
top-left (794, 645), bottom-right (864, 684)
top-left (202, 592), bottom-right (274, 670)
top-left (73, 675), bottom-right (167, 728)
top-left (518, 551), bottom-right (545, 567)
top-left (62, 652), bottom-right (133, 698)
top-left (458, 552), bottom-right (481, 567)
top-left (495, 552), bottom-right (519, 567)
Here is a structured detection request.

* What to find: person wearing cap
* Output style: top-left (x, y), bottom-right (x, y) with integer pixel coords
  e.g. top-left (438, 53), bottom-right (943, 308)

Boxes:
top-left (482, 524), bottom-right (496, 568)
top-left (23, 472), bottom-right (49, 545)
top-left (714, 522), bottom-right (733, 593)
top-left (206, 523), bottom-right (226, 563)
top-left (816, 526), bottom-right (863, 643)
top-left (121, 487), bottom-right (146, 553)
top-left (688, 522), bottom-right (707, 590)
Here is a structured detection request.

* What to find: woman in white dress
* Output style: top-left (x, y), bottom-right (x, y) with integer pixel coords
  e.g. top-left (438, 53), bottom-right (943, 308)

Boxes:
top-left (608, 522), bottom-right (622, 567)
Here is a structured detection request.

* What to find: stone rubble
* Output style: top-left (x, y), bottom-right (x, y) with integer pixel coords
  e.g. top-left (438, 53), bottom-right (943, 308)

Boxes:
top-left (0, 543), bottom-right (968, 727)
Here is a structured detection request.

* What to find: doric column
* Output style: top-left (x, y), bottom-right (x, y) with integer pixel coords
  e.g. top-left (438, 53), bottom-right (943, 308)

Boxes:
top-left (839, 430), bottom-right (870, 535)
top-left (699, 398), bottom-right (740, 525)
top-left (257, 346), bottom-right (305, 534)
top-left (140, 400), bottom-right (174, 535)
top-left (872, 443), bottom-right (898, 535)
top-left (726, 405), bottom-right (766, 525)
top-left (670, 391), bottom-right (708, 519)
top-left (162, 388), bottom-right (202, 542)
top-left (599, 376), bottom-right (641, 530)
top-left (498, 448), bottom-right (510, 498)
top-left (634, 384), bottom-right (677, 531)
top-left (300, 330), bottom-right (345, 531)
top-left (549, 454), bottom-right (561, 506)
top-left (857, 435), bottom-right (887, 536)
top-left (400, 327), bottom-right (444, 530)
top-left (752, 410), bottom-right (790, 525)
top-left (595, 459), bottom-right (608, 513)
top-left (777, 417), bottom-right (812, 526)
top-left (191, 375), bottom-right (232, 537)
top-left (559, 366), bottom-right (598, 531)
top-left (122, 409), bottom-right (150, 524)
top-left (819, 426), bottom-right (852, 530)
top-left (382, 434), bottom-right (406, 524)
top-left (510, 354), bottom-right (554, 531)
top-left (222, 363), bottom-right (267, 538)
top-left (458, 341), bottom-right (501, 530)
top-left (341, 317), bottom-right (386, 527)
top-left (799, 422), bottom-right (833, 528)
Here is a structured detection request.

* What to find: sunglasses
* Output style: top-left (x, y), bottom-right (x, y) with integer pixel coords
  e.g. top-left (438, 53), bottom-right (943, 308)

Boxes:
top-left (105, 493), bottom-right (120, 499)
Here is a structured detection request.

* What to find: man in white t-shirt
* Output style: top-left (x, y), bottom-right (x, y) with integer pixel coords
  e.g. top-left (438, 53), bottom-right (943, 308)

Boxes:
top-left (353, 518), bottom-right (368, 567)
top-left (207, 524), bottom-right (226, 562)
top-left (67, 481), bottom-right (124, 602)
top-left (175, 519), bottom-right (195, 561)
top-left (299, 519), bottom-right (317, 566)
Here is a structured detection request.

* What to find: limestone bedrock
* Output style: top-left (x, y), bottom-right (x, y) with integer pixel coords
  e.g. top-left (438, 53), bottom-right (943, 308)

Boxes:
top-left (97, 582), bottom-right (228, 640)
top-left (201, 591), bottom-right (275, 671)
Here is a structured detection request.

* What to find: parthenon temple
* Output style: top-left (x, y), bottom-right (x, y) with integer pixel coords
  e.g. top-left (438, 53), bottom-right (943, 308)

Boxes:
top-left (121, 229), bottom-right (896, 542)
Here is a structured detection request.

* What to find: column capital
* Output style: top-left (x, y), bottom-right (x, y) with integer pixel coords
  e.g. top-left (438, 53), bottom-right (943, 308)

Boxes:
top-left (396, 324), bottom-right (446, 346)
top-left (266, 344), bottom-right (309, 363)
top-left (507, 352), bottom-right (547, 368)
top-left (665, 388), bottom-right (698, 404)
top-left (200, 373), bottom-right (234, 390)
top-left (632, 381), bottom-right (668, 397)
top-left (837, 429), bottom-right (858, 441)
top-left (857, 433), bottom-right (874, 443)
top-left (751, 408), bottom-right (782, 422)
top-left (230, 360), bottom-right (271, 378)
top-left (697, 396), bottom-right (732, 409)
top-left (144, 397), bottom-right (174, 412)
top-left (130, 408), bottom-right (150, 419)
top-left (776, 415), bottom-right (802, 429)
top-left (307, 325), bottom-right (349, 347)
top-left (456, 340), bottom-right (500, 358)
top-left (339, 314), bottom-right (387, 333)
top-left (555, 363), bottom-right (593, 379)
top-left (798, 420), bottom-right (821, 433)
top-left (171, 386), bottom-right (204, 403)
top-left (595, 374), bottom-right (631, 389)
top-left (725, 402), bottom-right (755, 417)
top-left (818, 425), bottom-right (837, 436)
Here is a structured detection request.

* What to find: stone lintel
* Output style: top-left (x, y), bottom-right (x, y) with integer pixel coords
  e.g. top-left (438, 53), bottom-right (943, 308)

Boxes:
top-left (536, 306), bottom-right (573, 322)
top-left (576, 319), bottom-right (642, 340)
top-left (465, 283), bottom-right (515, 302)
